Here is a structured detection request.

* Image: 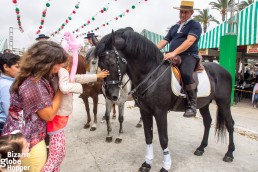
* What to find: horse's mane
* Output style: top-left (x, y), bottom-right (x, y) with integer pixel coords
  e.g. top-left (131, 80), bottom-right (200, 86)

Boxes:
top-left (95, 28), bottom-right (163, 64)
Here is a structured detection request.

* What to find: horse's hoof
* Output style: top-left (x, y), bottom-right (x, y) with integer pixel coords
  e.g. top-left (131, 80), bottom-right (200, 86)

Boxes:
top-left (136, 123), bottom-right (142, 128)
top-left (223, 156), bottom-right (233, 162)
top-left (90, 127), bottom-right (96, 131)
top-left (138, 162), bottom-right (151, 172)
top-left (194, 149), bottom-right (204, 156)
top-left (106, 136), bottom-right (112, 142)
top-left (160, 167), bottom-right (169, 172)
top-left (112, 115), bottom-right (116, 119)
top-left (115, 138), bottom-right (122, 144)
top-left (84, 124), bottom-right (90, 129)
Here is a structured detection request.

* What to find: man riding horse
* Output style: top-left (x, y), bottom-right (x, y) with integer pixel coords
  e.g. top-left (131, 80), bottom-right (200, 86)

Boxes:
top-left (157, 0), bottom-right (202, 118)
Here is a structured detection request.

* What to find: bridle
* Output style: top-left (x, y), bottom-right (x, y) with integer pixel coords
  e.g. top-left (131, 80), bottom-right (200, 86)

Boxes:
top-left (99, 47), bottom-right (127, 88)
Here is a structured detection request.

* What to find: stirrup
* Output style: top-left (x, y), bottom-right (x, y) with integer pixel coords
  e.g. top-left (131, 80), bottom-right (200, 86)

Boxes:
top-left (183, 108), bottom-right (196, 118)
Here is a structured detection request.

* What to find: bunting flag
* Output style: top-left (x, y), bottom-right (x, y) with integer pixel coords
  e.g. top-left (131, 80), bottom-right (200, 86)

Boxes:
top-left (79, 0), bottom-right (148, 37)
top-left (51, 2), bottom-right (81, 36)
top-left (36, 0), bottom-right (51, 34)
top-left (12, 0), bottom-right (24, 33)
top-left (71, 0), bottom-right (116, 34)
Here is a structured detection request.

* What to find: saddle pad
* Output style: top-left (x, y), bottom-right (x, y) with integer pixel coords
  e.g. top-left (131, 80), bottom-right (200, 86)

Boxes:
top-left (171, 69), bottom-right (211, 98)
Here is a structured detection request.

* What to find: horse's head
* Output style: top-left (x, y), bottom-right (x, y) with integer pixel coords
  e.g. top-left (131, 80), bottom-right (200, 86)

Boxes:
top-left (95, 28), bottom-right (132, 101)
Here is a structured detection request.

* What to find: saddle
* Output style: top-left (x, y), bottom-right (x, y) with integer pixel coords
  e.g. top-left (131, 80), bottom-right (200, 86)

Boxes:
top-left (171, 55), bottom-right (204, 85)
top-left (170, 55), bottom-right (211, 98)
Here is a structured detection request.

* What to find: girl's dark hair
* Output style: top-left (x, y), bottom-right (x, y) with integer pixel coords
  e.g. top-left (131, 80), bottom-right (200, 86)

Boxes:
top-left (0, 133), bottom-right (24, 166)
top-left (0, 53), bottom-right (20, 73)
top-left (11, 41), bottom-right (68, 93)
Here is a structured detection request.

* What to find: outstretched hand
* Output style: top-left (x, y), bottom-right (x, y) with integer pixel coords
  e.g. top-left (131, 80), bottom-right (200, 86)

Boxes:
top-left (97, 70), bottom-right (110, 80)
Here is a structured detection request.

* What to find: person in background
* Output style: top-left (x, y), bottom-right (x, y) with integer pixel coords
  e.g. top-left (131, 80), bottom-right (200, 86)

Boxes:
top-left (2, 41), bottom-right (66, 172)
top-left (252, 78), bottom-right (258, 108)
top-left (84, 33), bottom-right (99, 63)
top-left (0, 53), bottom-right (20, 135)
top-left (35, 34), bottom-right (50, 41)
top-left (3, 49), bottom-right (12, 54)
top-left (157, 0), bottom-right (202, 118)
top-left (42, 56), bottom-right (109, 172)
top-left (0, 130), bottom-right (30, 172)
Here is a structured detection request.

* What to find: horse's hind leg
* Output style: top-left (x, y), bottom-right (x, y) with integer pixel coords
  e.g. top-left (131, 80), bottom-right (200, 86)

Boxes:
top-left (194, 104), bottom-right (212, 156)
top-left (90, 95), bottom-right (98, 131)
top-left (105, 99), bottom-right (113, 142)
top-left (136, 117), bottom-right (143, 128)
top-left (82, 97), bottom-right (91, 129)
top-left (115, 103), bottom-right (124, 144)
top-left (216, 100), bottom-right (235, 162)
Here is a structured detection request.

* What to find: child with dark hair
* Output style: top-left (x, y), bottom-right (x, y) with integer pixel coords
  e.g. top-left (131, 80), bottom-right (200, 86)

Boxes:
top-left (0, 131), bottom-right (30, 172)
top-left (0, 53), bottom-right (20, 135)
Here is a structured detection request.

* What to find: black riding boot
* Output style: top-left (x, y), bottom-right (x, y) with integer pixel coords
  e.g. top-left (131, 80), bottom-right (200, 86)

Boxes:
top-left (183, 89), bottom-right (197, 118)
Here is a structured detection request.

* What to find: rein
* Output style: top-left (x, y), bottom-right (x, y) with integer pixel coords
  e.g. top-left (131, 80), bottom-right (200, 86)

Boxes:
top-left (129, 60), bottom-right (170, 96)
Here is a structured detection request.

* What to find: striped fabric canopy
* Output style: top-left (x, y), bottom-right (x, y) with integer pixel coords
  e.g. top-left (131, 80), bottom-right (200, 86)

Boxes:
top-left (141, 29), bottom-right (170, 52)
top-left (199, 0), bottom-right (258, 49)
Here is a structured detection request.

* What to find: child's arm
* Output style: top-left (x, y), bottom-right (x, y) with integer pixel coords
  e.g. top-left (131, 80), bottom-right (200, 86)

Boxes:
top-left (75, 70), bottom-right (109, 84)
top-left (58, 68), bottom-right (83, 94)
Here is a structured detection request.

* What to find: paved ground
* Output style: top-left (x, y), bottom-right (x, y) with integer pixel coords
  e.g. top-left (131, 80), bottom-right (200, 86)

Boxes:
top-left (61, 95), bottom-right (258, 172)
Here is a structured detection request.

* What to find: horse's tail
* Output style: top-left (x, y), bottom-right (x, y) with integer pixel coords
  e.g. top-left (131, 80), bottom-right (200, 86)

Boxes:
top-left (215, 108), bottom-right (227, 142)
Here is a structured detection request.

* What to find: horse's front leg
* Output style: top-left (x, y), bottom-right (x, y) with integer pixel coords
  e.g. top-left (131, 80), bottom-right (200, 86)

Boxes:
top-left (82, 96), bottom-right (91, 129)
top-left (138, 109), bottom-right (153, 172)
top-left (90, 95), bottom-right (98, 131)
top-left (112, 103), bottom-right (116, 119)
top-left (105, 99), bottom-right (113, 142)
top-left (115, 103), bottom-right (124, 143)
top-left (154, 111), bottom-right (171, 172)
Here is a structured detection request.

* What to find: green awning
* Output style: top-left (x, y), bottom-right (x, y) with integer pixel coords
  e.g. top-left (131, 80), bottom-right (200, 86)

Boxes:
top-left (141, 29), bottom-right (170, 52)
top-left (199, 0), bottom-right (258, 49)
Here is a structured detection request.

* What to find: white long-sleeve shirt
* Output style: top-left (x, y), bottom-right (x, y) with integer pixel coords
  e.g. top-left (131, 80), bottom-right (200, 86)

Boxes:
top-left (57, 68), bottom-right (97, 116)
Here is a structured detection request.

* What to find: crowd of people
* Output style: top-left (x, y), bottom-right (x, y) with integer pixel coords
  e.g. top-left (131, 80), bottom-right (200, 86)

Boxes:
top-left (0, 33), bottom-right (109, 172)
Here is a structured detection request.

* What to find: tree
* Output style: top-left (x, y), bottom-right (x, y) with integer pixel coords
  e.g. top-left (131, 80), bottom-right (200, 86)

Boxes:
top-left (193, 9), bottom-right (220, 33)
top-left (238, 0), bottom-right (254, 11)
top-left (209, 0), bottom-right (233, 22)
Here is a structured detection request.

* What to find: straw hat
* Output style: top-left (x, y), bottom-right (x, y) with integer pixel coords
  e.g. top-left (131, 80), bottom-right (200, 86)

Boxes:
top-left (173, 0), bottom-right (199, 10)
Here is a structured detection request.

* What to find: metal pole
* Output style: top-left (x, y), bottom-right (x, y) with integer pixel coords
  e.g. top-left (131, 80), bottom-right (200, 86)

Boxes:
top-left (9, 27), bottom-right (14, 50)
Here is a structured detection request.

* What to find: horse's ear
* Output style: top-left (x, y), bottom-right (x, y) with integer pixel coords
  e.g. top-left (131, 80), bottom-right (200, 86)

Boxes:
top-left (111, 29), bottom-right (115, 47)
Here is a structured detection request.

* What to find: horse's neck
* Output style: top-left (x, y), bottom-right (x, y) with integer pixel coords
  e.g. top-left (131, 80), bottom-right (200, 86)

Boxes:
top-left (127, 58), bottom-right (159, 86)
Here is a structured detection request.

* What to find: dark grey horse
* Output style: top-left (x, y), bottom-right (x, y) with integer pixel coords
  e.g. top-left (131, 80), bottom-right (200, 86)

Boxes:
top-left (95, 27), bottom-right (235, 172)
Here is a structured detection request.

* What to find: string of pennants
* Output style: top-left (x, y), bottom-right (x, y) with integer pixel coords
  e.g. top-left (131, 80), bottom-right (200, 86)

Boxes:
top-left (78, 0), bottom-right (148, 37)
top-left (11, 0), bottom-right (148, 36)
top-left (70, 0), bottom-right (116, 36)
top-left (36, 0), bottom-right (52, 34)
top-left (12, 0), bottom-right (24, 33)
top-left (51, 2), bottom-right (81, 35)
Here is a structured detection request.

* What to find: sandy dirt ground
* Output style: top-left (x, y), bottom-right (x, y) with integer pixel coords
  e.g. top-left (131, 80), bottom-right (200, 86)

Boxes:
top-left (61, 95), bottom-right (258, 172)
